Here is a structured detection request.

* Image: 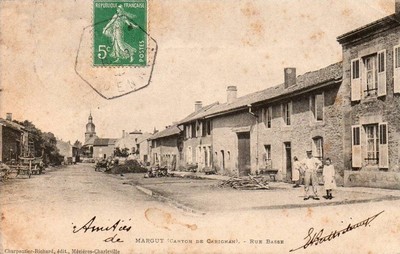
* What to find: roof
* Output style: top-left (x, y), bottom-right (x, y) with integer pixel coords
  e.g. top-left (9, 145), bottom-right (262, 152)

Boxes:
top-left (181, 62), bottom-right (342, 121)
top-left (136, 133), bottom-right (152, 143)
top-left (93, 138), bottom-right (118, 146)
top-left (0, 118), bottom-right (26, 132)
top-left (148, 125), bottom-right (181, 140)
top-left (177, 102), bottom-right (219, 124)
top-left (84, 136), bottom-right (97, 146)
top-left (337, 13), bottom-right (400, 45)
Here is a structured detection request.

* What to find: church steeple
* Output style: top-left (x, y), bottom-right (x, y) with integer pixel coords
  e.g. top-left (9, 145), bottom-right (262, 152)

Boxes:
top-left (85, 112), bottom-right (96, 142)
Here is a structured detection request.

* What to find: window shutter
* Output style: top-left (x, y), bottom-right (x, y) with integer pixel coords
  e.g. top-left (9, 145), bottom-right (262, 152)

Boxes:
top-left (379, 123), bottom-right (389, 168)
top-left (351, 59), bottom-right (361, 101)
top-left (394, 45), bottom-right (400, 93)
top-left (352, 125), bottom-right (362, 168)
top-left (377, 50), bottom-right (387, 96)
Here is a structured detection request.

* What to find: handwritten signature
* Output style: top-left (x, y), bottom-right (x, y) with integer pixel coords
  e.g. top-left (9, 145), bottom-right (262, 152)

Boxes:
top-left (72, 216), bottom-right (132, 243)
top-left (289, 210), bottom-right (384, 252)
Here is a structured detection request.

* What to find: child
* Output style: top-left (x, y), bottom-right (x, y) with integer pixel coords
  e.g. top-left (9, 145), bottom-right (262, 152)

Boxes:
top-left (292, 156), bottom-right (302, 188)
top-left (323, 158), bottom-right (336, 199)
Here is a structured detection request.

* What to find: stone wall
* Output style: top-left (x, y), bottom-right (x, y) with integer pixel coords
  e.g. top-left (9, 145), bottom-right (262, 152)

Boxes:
top-left (254, 84), bottom-right (347, 184)
top-left (342, 24), bottom-right (400, 176)
top-left (212, 112), bottom-right (255, 176)
top-left (344, 170), bottom-right (400, 189)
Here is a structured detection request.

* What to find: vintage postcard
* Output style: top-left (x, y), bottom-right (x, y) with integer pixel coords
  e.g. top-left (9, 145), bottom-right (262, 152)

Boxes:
top-left (1, 0), bottom-right (400, 253)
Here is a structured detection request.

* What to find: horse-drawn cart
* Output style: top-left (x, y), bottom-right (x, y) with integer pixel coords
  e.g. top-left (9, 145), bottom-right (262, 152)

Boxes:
top-left (2, 157), bottom-right (44, 180)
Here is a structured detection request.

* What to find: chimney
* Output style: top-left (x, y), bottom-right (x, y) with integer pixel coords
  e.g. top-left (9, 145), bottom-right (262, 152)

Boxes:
top-left (122, 130), bottom-right (125, 138)
top-left (284, 68), bottom-right (296, 88)
top-left (227, 86), bottom-right (237, 103)
top-left (195, 101), bottom-right (203, 112)
top-left (6, 113), bottom-right (12, 121)
top-left (396, 0), bottom-right (400, 14)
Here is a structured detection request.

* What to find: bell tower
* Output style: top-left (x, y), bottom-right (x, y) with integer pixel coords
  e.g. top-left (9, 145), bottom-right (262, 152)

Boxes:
top-left (85, 112), bottom-right (96, 142)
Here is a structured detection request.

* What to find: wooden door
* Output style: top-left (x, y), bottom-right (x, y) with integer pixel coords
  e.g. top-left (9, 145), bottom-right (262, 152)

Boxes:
top-left (284, 142), bottom-right (292, 182)
top-left (237, 132), bottom-right (251, 176)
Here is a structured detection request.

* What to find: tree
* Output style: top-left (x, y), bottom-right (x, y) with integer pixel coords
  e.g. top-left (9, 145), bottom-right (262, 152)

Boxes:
top-left (114, 147), bottom-right (129, 157)
top-left (13, 120), bottom-right (63, 165)
top-left (73, 140), bottom-right (83, 149)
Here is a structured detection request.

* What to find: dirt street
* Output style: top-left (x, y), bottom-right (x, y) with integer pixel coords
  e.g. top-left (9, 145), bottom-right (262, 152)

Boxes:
top-left (1, 164), bottom-right (400, 254)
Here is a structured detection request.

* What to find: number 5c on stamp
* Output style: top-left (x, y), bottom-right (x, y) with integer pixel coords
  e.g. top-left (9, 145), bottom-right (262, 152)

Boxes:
top-left (93, 0), bottom-right (147, 67)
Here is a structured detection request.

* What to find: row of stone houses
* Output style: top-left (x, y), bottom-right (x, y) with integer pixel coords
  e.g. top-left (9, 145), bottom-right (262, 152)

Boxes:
top-left (147, 3), bottom-right (400, 189)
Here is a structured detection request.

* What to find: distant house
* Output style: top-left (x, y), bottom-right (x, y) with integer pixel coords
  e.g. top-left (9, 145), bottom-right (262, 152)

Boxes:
top-left (135, 133), bottom-right (152, 164)
top-left (56, 139), bottom-right (79, 164)
top-left (148, 125), bottom-right (182, 170)
top-left (177, 101), bottom-right (219, 172)
top-left (0, 113), bottom-right (29, 162)
top-left (115, 130), bottom-right (146, 154)
top-left (93, 138), bottom-right (118, 159)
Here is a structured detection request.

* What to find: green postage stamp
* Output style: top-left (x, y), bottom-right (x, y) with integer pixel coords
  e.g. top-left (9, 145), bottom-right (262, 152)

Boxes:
top-left (93, 0), bottom-right (147, 66)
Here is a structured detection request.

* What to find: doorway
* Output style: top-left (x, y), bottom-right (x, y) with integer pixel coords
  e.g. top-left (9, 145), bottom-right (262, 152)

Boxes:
top-left (284, 142), bottom-right (292, 182)
top-left (237, 132), bottom-right (251, 176)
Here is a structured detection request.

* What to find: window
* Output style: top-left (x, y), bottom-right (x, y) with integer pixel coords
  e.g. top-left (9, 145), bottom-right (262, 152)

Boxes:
top-left (191, 122), bottom-right (196, 138)
top-left (263, 145), bottom-right (272, 170)
top-left (185, 125), bottom-right (191, 139)
top-left (310, 93), bottom-right (324, 121)
top-left (202, 121), bottom-right (207, 137)
top-left (264, 145), bottom-right (271, 161)
top-left (263, 107), bottom-right (272, 128)
top-left (351, 51), bottom-right (387, 100)
top-left (365, 125), bottom-right (379, 165)
top-left (282, 102), bottom-right (291, 126)
top-left (206, 121), bottom-right (211, 135)
top-left (202, 120), bottom-right (211, 136)
top-left (312, 137), bottom-right (324, 161)
top-left (364, 55), bottom-right (377, 97)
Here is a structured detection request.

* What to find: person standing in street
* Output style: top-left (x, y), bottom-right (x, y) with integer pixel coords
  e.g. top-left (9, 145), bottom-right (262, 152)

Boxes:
top-left (323, 158), bottom-right (336, 199)
top-left (302, 150), bottom-right (322, 200)
top-left (292, 156), bottom-right (302, 188)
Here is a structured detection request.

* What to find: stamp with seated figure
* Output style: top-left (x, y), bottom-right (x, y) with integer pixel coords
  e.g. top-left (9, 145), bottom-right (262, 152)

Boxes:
top-left (93, 0), bottom-right (147, 66)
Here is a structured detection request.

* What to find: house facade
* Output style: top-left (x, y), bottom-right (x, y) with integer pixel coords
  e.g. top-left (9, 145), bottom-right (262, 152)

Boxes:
top-left (251, 63), bottom-right (345, 183)
top-left (148, 125), bottom-right (182, 170)
top-left (56, 139), bottom-right (79, 164)
top-left (179, 101), bottom-right (218, 172)
top-left (92, 138), bottom-right (117, 159)
top-left (0, 114), bottom-right (29, 162)
top-left (135, 133), bottom-right (151, 164)
top-left (337, 5), bottom-right (400, 188)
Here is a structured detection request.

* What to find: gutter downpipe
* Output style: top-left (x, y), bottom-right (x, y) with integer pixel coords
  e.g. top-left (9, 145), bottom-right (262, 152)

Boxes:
top-left (247, 104), bottom-right (259, 173)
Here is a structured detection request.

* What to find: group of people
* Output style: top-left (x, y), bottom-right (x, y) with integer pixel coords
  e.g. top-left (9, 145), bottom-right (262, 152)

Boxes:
top-left (292, 150), bottom-right (336, 200)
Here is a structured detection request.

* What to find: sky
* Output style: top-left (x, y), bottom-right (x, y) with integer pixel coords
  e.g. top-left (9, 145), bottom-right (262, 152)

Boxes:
top-left (0, 0), bottom-right (395, 143)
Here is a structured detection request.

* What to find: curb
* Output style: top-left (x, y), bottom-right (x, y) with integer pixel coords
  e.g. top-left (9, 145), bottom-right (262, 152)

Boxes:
top-left (135, 185), bottom-right (206, 215)
top-left (136, 185), bottom-right (153, 196)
